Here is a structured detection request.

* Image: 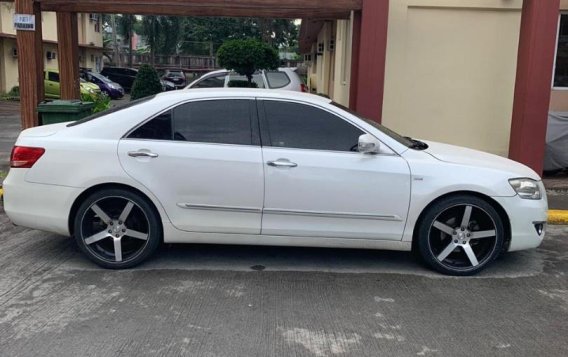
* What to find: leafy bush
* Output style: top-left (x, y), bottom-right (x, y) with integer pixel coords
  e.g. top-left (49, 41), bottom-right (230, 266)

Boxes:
top-left (81, 92), bottom-right (111, 113)
top-left (8, 86), bottom-right (19, 97)
top-left (228, 80), bottom-right (258, 88)
top-left (217, 39), bottom-right (279, 86)
top-left (130, 64), bottom-right (163, 100)
top-left (1, 86), bottom-right (20, 101)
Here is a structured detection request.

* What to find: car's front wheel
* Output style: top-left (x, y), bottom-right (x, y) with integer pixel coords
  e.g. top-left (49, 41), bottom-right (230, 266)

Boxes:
top-left (417, 195), bottom-right (505, 276)
top-left (73, 188), bottom-right (161, 269)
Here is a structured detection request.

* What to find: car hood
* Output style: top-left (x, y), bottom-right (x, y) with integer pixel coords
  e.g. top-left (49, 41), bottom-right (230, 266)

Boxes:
top-left (422, 140), bottom-right (541, 180)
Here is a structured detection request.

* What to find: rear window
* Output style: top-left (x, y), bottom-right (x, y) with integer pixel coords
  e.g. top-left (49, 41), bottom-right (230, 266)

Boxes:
top-left (266, 71), bottom-right (291, 89)
top-left (66, 96), bottom-right (156, 127)
top-left (228, 73), bottom-right (265, 88)
top-left (192, 74), bottom-right (226, 88)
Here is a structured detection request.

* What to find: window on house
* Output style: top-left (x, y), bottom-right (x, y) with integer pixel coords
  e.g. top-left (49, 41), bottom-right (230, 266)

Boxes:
top-left (554, 14), bottom-right (568, 88)
top-left (95, 21), bottom-right (100, 33)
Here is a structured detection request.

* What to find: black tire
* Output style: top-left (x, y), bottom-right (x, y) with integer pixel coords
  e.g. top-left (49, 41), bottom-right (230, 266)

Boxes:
top-left (73, 188), bottom-right (161, 269)
top-left (416, 194), bottom-right (505, 276)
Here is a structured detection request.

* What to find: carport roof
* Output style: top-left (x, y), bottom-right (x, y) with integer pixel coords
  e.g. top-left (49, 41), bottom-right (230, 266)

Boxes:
top-left (11, 0), bottom-right (362, 19)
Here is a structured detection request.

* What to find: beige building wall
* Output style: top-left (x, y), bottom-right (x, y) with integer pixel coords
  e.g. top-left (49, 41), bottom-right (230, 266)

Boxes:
top-left (332, 17), bottom-right (354, 107)
top-left (1, 38), bottom-right (19, 93)
top-left (382, 0), bottom-right (523, 157)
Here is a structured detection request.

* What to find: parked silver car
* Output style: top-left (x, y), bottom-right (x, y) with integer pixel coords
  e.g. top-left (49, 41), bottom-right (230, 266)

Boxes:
top-left (185, 68), bottom-right (306, 92)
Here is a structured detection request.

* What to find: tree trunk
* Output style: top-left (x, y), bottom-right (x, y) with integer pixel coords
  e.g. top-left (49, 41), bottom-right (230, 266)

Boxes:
top-left (128, 16), bottom-right (133, 68)
top-left (111, 15), bottom-right (121, 67)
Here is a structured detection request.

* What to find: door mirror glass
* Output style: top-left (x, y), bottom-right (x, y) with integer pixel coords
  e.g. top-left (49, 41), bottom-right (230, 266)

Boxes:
top-left (358, 134), bottom-right (380, 154)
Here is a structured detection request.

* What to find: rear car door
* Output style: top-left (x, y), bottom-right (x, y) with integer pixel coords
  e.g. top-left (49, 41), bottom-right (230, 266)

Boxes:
top-left (118, 98), bottom-right (264, 234)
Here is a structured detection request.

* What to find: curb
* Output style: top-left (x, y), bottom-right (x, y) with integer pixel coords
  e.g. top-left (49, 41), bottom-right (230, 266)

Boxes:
top-left (547, 210), bottom-right (568, 225)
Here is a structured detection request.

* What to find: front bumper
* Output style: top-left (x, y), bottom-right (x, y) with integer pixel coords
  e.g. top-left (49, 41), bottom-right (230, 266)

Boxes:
top-left (3, 169), bottom-right (81, 236)
top-left (492, 193), bottom-right (548, 252)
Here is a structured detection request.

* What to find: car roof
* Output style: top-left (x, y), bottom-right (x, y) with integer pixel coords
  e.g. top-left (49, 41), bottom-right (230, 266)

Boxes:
top-left (158, 88), bottom-right (331, 104)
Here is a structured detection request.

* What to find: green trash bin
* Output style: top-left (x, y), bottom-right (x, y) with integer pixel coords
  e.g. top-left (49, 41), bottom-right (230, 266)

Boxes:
top-left (37, 100), bottom-right (94, 125)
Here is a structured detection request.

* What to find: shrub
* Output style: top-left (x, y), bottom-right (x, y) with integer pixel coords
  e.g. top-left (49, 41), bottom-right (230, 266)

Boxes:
top-left (81, 92), bottom-right (111, 113)
top-left (130, 64), bottom-right (163, 100)
top-left (217, 39), bottom-right (279, 86)
top-left (8, 86), bottom-right (19, 97)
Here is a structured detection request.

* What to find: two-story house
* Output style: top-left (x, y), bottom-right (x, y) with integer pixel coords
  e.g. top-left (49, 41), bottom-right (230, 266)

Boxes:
top-left (0, 2), bottom-right (104, 93)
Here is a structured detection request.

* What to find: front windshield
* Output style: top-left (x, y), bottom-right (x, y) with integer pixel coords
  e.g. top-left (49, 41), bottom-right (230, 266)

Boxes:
top-left (331, 102), bottom-right (413, 147)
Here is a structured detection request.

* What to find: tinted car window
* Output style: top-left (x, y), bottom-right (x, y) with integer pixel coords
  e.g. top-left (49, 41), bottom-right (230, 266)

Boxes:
top-left (173, 100), bottom-right (253, 145)
top-left (263, 101), bottom-right (364, 152)
top-left (48, 72), bottom-right (60, 82)
top-left (228, 73), bottom-right (265, 88)
top-left (129, 111), bottom-right (173, 140)
top-left (193, 74), bottom-right (226, 88)
top-left (266, 71), bottom-right (291, 89)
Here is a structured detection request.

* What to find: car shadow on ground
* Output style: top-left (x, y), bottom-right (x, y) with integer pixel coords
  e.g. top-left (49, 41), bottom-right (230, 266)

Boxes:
top-left (60, 237), bottom-right (543, 278)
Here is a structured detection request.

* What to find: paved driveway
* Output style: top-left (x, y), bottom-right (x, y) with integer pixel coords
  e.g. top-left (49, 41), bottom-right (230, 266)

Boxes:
top-left (0, 202), bottom-right (567, 356)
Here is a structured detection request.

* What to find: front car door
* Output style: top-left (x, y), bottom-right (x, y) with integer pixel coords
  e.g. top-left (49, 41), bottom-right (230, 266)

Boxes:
top-left (118, 98), bottom-right (264, 234)
top-left (258, 99), bottom-right (411, 240)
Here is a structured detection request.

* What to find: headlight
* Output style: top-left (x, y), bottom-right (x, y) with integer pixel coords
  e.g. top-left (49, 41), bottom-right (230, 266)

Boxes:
top-left (509, 178), bottom-right (542, 200)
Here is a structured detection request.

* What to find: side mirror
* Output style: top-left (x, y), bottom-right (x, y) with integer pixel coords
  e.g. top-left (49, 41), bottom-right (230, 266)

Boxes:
top-left (358, 134), bottom-right (381, 154)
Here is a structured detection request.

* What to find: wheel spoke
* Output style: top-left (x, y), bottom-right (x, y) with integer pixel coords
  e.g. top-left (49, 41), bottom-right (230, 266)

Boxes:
top-left (433, 221), bottom-right (454, 236)
top-left (118, 201), bottom-right (135, 223)
top-left (437, 242), bottom-right (458, 262)
top-left (470, 230), bottom-right (496, 239)
top-left (84, 230), bottom-right (110, 245)
top-left (113, 238), bottom-right (123, 262)
top-left (91, 204), bottom-right (111, 224)
top-left (462, 244), bottom-right (479, 266)
top-left (125, 229), bottom-right (148, 240)
top-left (460, 205), bottom-right (472, 228)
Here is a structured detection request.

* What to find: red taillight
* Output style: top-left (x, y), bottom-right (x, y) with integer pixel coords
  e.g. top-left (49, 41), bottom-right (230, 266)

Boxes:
top-left (10, 146), bottom-right (45, 168)
top-left (301, 83), bottom-right (308, 92)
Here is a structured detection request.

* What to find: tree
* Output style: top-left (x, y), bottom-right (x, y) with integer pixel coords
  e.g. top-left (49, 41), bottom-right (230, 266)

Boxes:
top-left (217, 39), bottom-right (279, 86)
top-left (179, 17), bottom-right (298, 55)
top-left (141, 16), bottom-right (183, 61)
top-left (117, 14), bottom-right (137, 67)
top-left (130, 64), bottom-right (163, 100)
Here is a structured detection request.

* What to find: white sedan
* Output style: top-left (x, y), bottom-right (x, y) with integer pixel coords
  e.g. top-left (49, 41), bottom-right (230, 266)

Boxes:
top-left (3, 89), bottom-right (547, 275)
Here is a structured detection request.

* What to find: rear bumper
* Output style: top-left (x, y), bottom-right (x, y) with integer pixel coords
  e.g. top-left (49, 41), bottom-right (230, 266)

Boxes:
top-left (3, 169), bottom-right (80, 236)
top-left (492, 194), bottom-right (548, 252)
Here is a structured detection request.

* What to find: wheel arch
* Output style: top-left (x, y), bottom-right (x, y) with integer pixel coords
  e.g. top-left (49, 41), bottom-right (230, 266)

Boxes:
top-left (68, 182), bottom-right (165, 238)
top-left (411, 191), bottom-right (512, 253)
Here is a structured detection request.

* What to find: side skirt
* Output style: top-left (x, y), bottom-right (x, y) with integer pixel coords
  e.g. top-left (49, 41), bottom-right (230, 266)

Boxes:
top-left (163, 223), bottom-right (412, 252)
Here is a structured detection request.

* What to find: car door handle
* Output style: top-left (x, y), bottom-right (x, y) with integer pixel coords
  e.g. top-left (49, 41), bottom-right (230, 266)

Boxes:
top-left (267, 159), bottom-right (298, 168)
top-left (128, 151), bottom-right (159, 158)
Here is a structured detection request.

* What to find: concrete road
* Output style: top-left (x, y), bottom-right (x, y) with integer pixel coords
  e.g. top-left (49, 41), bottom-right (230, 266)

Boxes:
top-left (0, 204), bottom-right (567, 357)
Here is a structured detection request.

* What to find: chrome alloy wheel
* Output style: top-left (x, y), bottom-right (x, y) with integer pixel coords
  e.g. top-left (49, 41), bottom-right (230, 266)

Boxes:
top-left (80, 196), bottom-right (150, 263)
top-left (428, 204), bottom-right (498, 271)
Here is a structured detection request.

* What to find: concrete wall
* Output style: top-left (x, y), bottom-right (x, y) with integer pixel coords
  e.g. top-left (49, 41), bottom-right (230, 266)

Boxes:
top-left (382, 0), bottom-right (523, 157)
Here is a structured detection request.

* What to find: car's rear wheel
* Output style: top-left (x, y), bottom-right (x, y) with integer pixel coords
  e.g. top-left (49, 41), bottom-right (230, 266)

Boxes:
top-left (417, 195), bottom-right (505, 276)
top-left (73, 188), bottom-right (161, 269)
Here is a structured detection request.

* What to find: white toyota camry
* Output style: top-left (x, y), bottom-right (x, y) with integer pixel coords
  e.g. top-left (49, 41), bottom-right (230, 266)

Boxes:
top-left (3, 89), bottom-right (547, 275)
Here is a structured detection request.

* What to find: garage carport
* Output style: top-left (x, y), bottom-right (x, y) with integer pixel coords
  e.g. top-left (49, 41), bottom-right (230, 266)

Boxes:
top-left (9, 0), bottom-right (563, 173)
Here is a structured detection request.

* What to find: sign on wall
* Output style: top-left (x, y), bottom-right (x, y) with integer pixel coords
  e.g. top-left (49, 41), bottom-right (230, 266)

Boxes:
top-left (13, 14), bottom-right (35, 31)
